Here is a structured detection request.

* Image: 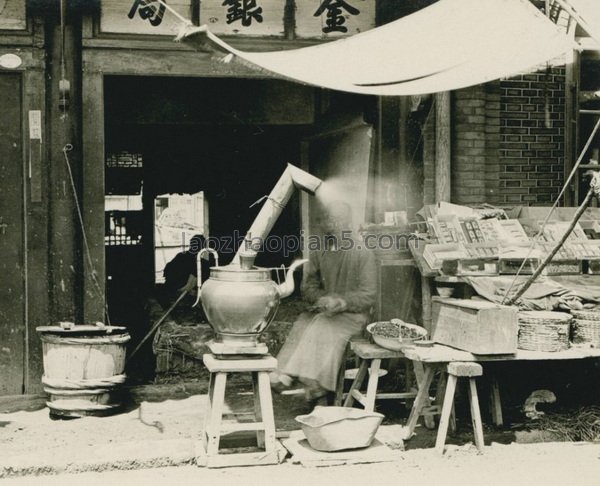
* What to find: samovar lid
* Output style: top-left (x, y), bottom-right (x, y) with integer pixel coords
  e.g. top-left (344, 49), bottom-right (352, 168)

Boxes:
top-left (209, 265), bottom-right (272, 282)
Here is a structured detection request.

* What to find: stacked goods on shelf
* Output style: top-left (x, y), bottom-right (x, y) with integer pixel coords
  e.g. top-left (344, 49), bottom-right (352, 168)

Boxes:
top-left (422, 203), bottom-right (600, 277)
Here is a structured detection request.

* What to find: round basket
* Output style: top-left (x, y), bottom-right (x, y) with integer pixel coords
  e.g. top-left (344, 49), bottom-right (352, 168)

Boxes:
top-left (572, 319), bottom-right (600, 346)
top-left (517, 311), bottom-right (571, 352)
top-left (571, 309), bottom-right (600, 322)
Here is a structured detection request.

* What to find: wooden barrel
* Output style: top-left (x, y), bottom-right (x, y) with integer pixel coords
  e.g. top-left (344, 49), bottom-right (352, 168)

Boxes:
top-left (36, 326), bottom-right (130, 418)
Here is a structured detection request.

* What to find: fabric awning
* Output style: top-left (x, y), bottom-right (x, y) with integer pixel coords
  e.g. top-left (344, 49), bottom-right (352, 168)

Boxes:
top-left (562, 0), bottom-right (600, 46)
top-left (178, 0), bottom-right (575, 96)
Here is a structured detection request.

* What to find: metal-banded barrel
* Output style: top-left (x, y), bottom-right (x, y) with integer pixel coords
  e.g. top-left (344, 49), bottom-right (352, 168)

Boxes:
top-left (36, 326), bottom-right (130, 418)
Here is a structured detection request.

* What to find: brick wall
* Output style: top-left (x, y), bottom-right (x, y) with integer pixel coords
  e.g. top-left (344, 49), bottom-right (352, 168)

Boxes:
top-left (424, 67), bottom-right (566, 208)
top-left (497, 68), bottom-right (566, 205)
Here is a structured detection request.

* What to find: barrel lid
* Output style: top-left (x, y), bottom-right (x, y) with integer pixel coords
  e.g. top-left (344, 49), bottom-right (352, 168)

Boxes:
top-left (36, 325), bottom-right (128, 336)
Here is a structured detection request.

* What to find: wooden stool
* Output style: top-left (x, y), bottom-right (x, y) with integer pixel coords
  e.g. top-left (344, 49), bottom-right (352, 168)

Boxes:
top-left (198, 354), bottom-right (283, 468)
top-left (435, 362), bottom-right (484, 455)
top-left (341, 341), bottom-right (418, 412)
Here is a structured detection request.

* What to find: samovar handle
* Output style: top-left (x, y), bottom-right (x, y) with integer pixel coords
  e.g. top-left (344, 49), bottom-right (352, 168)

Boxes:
top-left (192, 248), bottom-right (219, 307)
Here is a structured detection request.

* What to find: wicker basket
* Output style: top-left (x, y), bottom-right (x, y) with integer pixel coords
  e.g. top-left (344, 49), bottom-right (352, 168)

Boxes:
top-left (517, 311), bottom-right (571, 352)
top-left (571, 309), bottom-right (600, 321)
top-left (572, 319), bottom-right (600, 346)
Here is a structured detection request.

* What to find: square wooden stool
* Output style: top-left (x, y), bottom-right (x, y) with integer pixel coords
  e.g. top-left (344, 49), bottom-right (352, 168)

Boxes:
top-left (340, 341), bottom-right (418, 412)
top-left (198, 354), bottom-right (284, 468)
top-left (435, 361), bottom-right (485, 455)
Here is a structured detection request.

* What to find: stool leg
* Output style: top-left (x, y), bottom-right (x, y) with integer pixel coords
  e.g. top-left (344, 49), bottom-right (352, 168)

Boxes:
top-left (202, 372), bottom-right (216, 450)
top-left (364, 359), bottom-right (381, 412)
top-left (404, 363), bottom-right (435, 439)
top-left (205, 372), bottom-right (227, 457)
top-left (435, 374), bottom-right (457, 455)
top-left (257, 371), bottom-right (276, 453)
top-left (489, 376), bottom-right (503, 427)
top-left (468, 378), bottom-right (485, 452)
top-left (334, 343), bottom-right (350, 406)
top-left (413, 361), bottom-right (436, 429)
top-left (344, 359), bottom-right (368, 407)
top-left (435, 372), bottom-right (456, 433)
top-left (251, 372), bottom-right (265, 448)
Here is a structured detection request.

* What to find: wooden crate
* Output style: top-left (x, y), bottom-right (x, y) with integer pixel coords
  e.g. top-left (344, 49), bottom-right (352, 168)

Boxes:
top-left (432, 298), bottom-right (518, 355)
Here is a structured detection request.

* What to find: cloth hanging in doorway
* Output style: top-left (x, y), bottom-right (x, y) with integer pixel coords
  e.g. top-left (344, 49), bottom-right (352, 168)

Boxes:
top-left (178, 0), bottom-right (574, 96)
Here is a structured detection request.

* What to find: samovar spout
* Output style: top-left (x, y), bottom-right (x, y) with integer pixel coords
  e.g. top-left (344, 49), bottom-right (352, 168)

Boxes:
top-left (277, 258), bottom-right (308, 299)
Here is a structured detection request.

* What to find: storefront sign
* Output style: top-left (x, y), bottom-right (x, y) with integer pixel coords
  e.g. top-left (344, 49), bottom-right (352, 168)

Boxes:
top-left (0, 0), bottom-right (27, 30)
top-left (295, 0), bottom-right (375, 38)
top-left (101, 0), bottom-right (193, 35)
top-left (99, 0), bottom-right (375, 38)
top-left (199, 0), bottom-right (285, 37)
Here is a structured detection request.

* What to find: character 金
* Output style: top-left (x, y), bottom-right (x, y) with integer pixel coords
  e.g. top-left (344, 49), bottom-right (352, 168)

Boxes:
top-left (128, 0), bottom-right (166, 27)
top-left (222, 0), bottom-right (264, 27)
top-left (314, 0), bottom-right (360, 34)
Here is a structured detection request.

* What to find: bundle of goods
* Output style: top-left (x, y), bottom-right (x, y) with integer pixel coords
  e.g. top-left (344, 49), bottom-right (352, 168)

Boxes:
top-left (517, 311), bottom-right (571, 352)
top-left (570, 309), bottom-right (600, 347)
top-left (366, 319), bottom-right (427, 351)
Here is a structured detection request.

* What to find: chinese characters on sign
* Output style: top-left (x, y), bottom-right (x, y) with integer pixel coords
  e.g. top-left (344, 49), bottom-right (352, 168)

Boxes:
top-left (200, 0), bottom-right (284, 36)
top-left (100, 0), bottom-right (374, 37)
top-left (297, 0), bottom-right (375, 38)
top-left (128, 0), bottom-right (166, 27)
top-left (101, 0), bottom-right (191, 35)
top-left (223, 0), bottom-right (264, 27)
top-left (314, 0), bottom-right (360, 34)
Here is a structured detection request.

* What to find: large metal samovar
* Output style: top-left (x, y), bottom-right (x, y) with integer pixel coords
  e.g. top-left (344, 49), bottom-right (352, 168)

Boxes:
top-left (194, 164), bottom-right (322, 346)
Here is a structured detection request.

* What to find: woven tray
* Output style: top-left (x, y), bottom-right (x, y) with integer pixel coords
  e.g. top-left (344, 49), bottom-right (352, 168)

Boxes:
top-left (518, 312), bottom-right (571, 352)
top-left (572, 319), bottom-right (600, 347)
top-left (571, 309), bottom-right (600, 322)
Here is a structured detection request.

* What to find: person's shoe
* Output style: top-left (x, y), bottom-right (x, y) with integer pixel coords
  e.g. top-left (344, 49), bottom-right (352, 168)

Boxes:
top-left (270, 381), bottom-right (289, 395)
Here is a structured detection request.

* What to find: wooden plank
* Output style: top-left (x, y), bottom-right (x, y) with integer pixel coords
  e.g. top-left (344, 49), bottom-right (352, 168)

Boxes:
top-left (402, 343), bottom-right (600, 363)
top-left (403, 363), bottom-right (435, 439)
top-left (200, 0), bottom-right (285, 37)
top-left (82, 47), bottom-right (275, 78)
top-left (203, 354), bottom-right (277, 372)
top-left (434, 373), bottom-right (456, 454)
top-left (47, 22), bottom-right (79, 327)
top-left (435, 91), bottom-right (451, 203)
top-left (100, 0), bottom-right (193, 36)
top-left (0, 73), bottom-right (25, 395)
top-left (350, 341), bottom-right (406, 359)
top-left (22, 55), bottom-right (47, 394)
top-left (81, 71), bottom-right (106, 323)
top-left (295, 0), bottom-right (376, 39)
top-left (282, 431), bottom-right (399, 467)
top-left (468, 379), bottom-right (485, 452)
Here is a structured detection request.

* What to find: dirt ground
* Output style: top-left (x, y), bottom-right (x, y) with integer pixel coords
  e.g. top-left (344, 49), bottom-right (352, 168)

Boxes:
top-left (0, 386), bottom-right (599, 481)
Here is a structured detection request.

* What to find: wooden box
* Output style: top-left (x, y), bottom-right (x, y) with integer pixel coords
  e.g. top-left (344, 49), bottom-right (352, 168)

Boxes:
top-left (432, 298), bottom-right (518, 355)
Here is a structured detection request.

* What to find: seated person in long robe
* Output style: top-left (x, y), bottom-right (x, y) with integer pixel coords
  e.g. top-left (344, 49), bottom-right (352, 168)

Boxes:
top-left (270, 201), bottom-right (377, 403)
